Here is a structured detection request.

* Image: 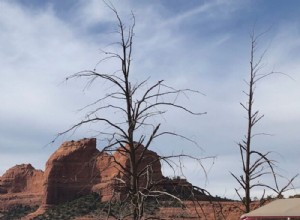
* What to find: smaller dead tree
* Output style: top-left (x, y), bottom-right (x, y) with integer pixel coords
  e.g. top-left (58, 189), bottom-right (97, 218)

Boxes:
top-left (231, 30), bottom-right (298, 213)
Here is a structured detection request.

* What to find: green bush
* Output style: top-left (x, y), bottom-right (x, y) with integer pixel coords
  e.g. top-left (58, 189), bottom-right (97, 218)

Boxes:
top-left (33, 193), bottom-right (103, 220)
top-left (0, 204), bottom-right (38, 220)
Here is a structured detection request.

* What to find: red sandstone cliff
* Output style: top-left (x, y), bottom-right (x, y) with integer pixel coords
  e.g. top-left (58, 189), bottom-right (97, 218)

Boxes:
top-left (41, 139), bottom-right (163, 205)
top-left (0, 164), bottom-right (43, 194)
top-left (93, 143), bottom-right (163, 201)
top-left (0, 164), bottom-right (44, 210)
top-left (0, 139), bottom-right (247, 220)
top-left (42, 138), bottom-right (100, 205)
top-left (0, 138), bottom-right (205, 215)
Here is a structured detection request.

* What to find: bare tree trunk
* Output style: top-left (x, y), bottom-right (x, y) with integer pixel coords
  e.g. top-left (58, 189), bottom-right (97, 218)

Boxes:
top-left (231, 30), bottom-right (297, 213)
top-left (244, 38), bottom-right (255, 213)
top-left (55, 2), bottom-right (211, 220)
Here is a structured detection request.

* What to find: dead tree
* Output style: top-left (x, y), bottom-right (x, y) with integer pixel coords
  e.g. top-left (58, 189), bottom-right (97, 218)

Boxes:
top-left (231, 30), bottom-right (298, 213)
top-left (56, 3), bottom-right (211, 220)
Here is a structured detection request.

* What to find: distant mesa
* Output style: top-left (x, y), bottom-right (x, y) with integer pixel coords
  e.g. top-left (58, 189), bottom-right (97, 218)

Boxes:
top-left (0, 163), bottom-right (44, 211)
top-left (0, 163), bottom-right (43, 194)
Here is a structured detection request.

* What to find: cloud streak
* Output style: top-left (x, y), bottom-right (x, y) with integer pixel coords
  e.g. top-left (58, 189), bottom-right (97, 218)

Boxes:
top-left (0, 0), bottom-right (300, 199)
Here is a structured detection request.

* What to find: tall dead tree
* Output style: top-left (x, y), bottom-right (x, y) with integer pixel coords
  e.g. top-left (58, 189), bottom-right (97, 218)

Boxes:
top-left (231, 31), bottom-right (297, 213)
top-left (56, 3), bottom-right (210, 220)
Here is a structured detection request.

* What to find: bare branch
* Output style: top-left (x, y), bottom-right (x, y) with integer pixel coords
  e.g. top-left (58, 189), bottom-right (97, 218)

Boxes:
top-left (232, 29), bottom-right (298, 213)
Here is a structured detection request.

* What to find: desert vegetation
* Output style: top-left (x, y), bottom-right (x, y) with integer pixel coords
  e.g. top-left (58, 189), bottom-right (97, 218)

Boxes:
top-left (0, 205), bottom-right (38, 220)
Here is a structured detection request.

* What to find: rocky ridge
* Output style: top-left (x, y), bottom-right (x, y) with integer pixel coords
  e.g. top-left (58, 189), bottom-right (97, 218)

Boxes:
top-left (0, 164), bottom-right (43, 211)
top-left (0, 138), bottom-right (218, 219)
top-left (0, 139), bottom-right (184, 207)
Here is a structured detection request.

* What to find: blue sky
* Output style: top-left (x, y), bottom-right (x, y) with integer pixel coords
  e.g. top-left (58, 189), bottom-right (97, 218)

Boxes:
top-left (1, 0), bottom-right (300, 199)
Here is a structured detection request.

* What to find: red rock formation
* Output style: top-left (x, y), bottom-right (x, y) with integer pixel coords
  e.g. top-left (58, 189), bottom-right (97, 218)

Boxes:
top-left (93, 143), bottom-right (163, 201)
top-left (0, 138), bottom-right (229, 220)
top-left (0, 137), bottom-right (204, 216)
top-left (42, 139), bottom-right (163, 205)
top-left (42, 138), bottom-right (100, 205)
top-left (0, 164), bottom-right (43, 194)
top-left (92, 152), bottom-right (116, 201)
top-left (118, 143), bottom-right (163, 184)
top-left (0, 164), bottom-right (44, 211)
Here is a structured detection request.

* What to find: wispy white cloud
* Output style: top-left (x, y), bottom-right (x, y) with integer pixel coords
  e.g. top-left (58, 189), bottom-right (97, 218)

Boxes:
top-left (0, 2), bottom-right (102, 166)
top-left (1, 0), bottom-right (300, 198)
top-left (157, 0), bottom-right (242, 29)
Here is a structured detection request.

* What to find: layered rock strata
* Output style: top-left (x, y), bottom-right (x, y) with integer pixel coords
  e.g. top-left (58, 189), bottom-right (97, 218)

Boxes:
top-left (0, 164), bottom-right (43, 194)
top-left (0, 164), bottom-right (44, 210)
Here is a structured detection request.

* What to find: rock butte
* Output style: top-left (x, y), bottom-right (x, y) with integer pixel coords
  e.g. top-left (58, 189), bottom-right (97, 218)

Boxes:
top-left (0, 164), bottom-right (44, 211)
top-left (0, 139), bottom-right (201, 207)
top-left (43, 138), bottom-right (100, 205)
top-left (0, 164), bottom-right (43, 194)
top-left (0, 138), bottom-right (244, 219)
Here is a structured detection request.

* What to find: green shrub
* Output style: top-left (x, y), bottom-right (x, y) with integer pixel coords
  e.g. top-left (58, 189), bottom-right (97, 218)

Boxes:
top-left (0, 205), bottom-right (38, 220)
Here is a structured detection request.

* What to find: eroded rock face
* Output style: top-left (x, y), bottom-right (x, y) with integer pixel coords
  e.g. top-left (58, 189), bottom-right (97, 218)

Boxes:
top-left (93, 143), bottom-right (163, 201)
top-left (1, 138), bottom-right (190, 211)
top-left (42, 139), bottom-right (163, 205)
top-left (42, 138), bottom-right (100, 205)
top-left (0, 164), bottom-right (43, 194)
